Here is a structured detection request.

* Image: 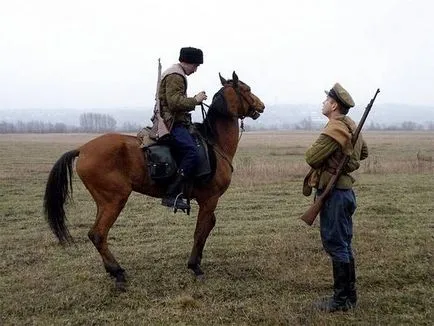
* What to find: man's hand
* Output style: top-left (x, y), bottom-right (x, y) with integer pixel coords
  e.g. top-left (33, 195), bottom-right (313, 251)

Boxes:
top-left (194, 91), bottom-right (207, 104)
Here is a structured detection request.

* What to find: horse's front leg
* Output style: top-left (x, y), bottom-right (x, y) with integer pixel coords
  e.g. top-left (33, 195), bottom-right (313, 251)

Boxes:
top-left (188, 196), bottom-right (218, 278)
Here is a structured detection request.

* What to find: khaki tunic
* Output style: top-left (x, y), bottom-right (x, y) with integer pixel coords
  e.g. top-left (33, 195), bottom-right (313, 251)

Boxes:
top-left (305, 115), bottom-right (369, 190)
top-left (158, 64), bottom-right (198, 127)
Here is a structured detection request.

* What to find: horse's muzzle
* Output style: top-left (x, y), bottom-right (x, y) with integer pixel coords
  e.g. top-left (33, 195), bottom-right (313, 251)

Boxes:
top-left (251, 111), bottom-right (261, 120)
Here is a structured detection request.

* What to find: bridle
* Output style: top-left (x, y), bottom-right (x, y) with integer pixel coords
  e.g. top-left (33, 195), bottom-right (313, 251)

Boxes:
top-left (199, 82), bottom-right (258, 172)
top-left (230, 82), bottom-right (260, 120)
top-left (202, 81), bottom-right (257, 133)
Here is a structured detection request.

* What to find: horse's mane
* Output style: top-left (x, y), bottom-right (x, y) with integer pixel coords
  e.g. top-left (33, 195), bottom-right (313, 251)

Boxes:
top-left (194, 108), bottom-right (221, 145)
top-left (195, 79), bottom-right (249, 143)
top-left (196, 86), bottom-right (229, 144)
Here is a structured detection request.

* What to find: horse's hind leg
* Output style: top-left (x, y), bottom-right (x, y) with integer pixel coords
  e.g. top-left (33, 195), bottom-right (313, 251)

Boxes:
top-left (188, 196), bottom-right (219, 277)
top-left (88, 198), bottom-right (129, 291)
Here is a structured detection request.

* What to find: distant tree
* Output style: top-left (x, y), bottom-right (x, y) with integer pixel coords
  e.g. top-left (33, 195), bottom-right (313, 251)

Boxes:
top-left (401, 121), bottom-right (423, 131)
top-left (295, 117), bottom-right (313, 130)
top-left (120, 122), bottom-right (142, 132)
top-left (367, 121), bottom-right (382, 130)
top-left (281, 123), bottom-right (292, 130)
top-left (79, 113), bottom-right (117, 132)
top-left (53, 123), bottom-right (67, 133)
top-left (0, 121), bottom-right (16, 133)
top-left (16, 121), bottom-right (25, 133)
top-left (27, 120), bottom-right (45, 133)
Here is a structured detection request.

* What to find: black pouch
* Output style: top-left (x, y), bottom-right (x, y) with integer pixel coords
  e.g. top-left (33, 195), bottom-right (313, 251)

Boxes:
top-left (146, 145), bottom-right (177, 180)
top-left (193, 135), bottom-right (211, 177)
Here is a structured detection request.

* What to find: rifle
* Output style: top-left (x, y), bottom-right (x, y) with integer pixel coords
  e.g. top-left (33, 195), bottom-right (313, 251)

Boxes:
top-left (150, 58), bottom-right (170, 140)
top-left (300, 88), bottom-right (380, 226)
top-left (156, 58), bottom-right (162, 100)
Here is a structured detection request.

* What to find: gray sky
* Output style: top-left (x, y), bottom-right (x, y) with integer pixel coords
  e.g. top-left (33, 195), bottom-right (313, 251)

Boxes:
top-left (1, 0), bottom-right (434, 111)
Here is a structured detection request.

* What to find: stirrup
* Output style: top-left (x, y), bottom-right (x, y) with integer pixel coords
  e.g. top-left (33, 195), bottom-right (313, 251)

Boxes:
top-left (173, 193), bottom-right (190, 209)
top-left (161, 194), bottom-right (191, 214)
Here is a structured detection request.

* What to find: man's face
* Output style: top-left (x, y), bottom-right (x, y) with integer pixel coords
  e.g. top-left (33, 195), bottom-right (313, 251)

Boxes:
top-left (321, 96), bottom-right (336, 117)
top-left (185, 63), bottom-right (200, 75)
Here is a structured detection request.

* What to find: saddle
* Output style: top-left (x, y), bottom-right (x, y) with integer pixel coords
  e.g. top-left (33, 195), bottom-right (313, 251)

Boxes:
top-left (137, 125), bottom-right (215, 184)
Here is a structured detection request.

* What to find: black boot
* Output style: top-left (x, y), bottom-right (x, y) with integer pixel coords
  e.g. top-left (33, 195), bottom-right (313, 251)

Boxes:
top-left (161, 170), bottom-right (190, 211)
top-left (348, 258), bottom-right (357, 308)
top-left (314, 261), bottom-right (351, 312)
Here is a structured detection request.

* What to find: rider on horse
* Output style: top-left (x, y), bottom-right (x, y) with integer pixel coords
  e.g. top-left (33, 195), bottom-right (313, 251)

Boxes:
top-left (158, 47), bottom-right (208, 210)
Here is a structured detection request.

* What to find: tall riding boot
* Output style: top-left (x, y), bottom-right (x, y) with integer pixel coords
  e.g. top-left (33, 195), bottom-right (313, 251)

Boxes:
top-left (161, 170), bottom-right (190, 210)
top-left (314, 261), bottom-right (351, 312)
top-left (348, 258), bottom-right (357, 308)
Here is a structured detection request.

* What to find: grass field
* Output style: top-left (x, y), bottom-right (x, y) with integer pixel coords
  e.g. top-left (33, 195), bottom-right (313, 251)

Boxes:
top-left (0, 131), bottom-right (433, 325)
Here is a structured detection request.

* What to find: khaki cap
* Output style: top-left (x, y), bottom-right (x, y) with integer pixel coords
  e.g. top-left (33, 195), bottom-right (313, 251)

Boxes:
top-left (325, 83), bottom-right (355, 109)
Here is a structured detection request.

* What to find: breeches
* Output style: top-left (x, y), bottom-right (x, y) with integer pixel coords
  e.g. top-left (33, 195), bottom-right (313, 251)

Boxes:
top-left (318, 188), bottom-right (357, 263)
top-left (170, 124), bottom-right (200, 177)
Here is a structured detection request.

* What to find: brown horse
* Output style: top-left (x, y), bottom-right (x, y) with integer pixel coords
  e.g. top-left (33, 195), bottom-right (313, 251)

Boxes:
top-left (44, 72), bottom-right (265, 290)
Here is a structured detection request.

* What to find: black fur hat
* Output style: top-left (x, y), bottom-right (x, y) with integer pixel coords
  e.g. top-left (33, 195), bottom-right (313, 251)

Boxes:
top-left (179, 47), bottom-right (203, 64)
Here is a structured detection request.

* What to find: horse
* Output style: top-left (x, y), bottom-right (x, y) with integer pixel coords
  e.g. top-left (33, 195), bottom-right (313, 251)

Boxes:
top-left (43, 71), bottom-right (265, 291)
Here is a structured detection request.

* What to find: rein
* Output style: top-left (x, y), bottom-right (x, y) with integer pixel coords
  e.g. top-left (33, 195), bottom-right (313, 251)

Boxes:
top-left (201, 102), bottom-right (235, 173)
top-left (199, 81), bottom-right (257, 173)
top-left (201, 102), bottom-right (245, 141)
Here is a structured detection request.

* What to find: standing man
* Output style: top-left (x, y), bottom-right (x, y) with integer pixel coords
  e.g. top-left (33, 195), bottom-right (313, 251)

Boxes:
top-left (304, 83), bottom-right (369, 312)
top-left (159, 47), bottom-right (207, 210)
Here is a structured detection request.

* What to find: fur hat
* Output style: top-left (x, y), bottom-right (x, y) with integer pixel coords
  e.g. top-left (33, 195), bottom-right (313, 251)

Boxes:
top-left (179, 47), bottom-right (203, 64)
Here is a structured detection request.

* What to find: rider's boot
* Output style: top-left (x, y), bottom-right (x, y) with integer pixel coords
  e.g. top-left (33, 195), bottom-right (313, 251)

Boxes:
top-left (161, 170), bottom-right (190, 211)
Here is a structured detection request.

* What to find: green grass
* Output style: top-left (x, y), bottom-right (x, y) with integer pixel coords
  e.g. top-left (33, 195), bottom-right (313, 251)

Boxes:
top-left (0, 132), bottom-right (433, 325)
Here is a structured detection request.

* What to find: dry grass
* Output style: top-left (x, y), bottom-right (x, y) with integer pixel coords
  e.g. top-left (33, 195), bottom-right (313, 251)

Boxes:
top-left (232, 130), bottom-right (434, 185)
top-left (0, 131), bottom-right (433, 325)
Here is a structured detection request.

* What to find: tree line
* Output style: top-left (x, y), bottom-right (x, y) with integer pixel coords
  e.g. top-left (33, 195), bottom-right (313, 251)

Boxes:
top-left (0, 113), bottom-right (142, 134)
top-left (245, 117), bottom-right (434, 131)
top-left (0, 113), bottom-right (433, 133)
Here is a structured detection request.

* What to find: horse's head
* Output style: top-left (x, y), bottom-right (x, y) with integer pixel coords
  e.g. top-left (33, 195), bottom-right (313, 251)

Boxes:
top-left (209, 71), bottom-right (265, 120)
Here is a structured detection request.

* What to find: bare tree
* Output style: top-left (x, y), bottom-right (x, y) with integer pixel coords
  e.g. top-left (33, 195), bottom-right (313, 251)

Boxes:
top-left (79, 113), bottom-right (117, 132)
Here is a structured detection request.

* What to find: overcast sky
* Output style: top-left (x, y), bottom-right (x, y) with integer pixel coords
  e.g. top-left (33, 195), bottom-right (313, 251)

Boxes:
top-left (1, 0), bottom-right (434, 111)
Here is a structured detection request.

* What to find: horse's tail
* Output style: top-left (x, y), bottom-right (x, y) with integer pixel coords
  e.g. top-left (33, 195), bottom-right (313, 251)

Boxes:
top-left (44, 149), bottom-right (80, 244)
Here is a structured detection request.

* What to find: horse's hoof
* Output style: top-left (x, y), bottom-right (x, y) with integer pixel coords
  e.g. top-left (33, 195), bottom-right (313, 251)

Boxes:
top-left (115, 281), bottom-right (127, 292)
top-left (114, 272), bottom-right (127, 292)
top-left (196, 273), bottom-right (205, 282)
top-left (188, 264), bottom-right (204, 278)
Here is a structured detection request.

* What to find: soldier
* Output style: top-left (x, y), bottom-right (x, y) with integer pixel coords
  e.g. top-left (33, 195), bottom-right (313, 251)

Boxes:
top-left (304, 83), bottom-right (369, 312)
top-left (159, 47), bottom-right (207, 210)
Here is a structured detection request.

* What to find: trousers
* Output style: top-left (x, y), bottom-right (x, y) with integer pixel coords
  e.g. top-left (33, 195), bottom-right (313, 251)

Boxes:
top-left (170, 124), bottom-right (200, 177)
top-left (318, 188), bottom-right (357, 263)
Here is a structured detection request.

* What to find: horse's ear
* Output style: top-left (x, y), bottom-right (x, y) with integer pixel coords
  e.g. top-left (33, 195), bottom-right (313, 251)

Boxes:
top-left (232, 71), bottom-right (239, 86)
top-left (219, 73), bottom-right (227, 85)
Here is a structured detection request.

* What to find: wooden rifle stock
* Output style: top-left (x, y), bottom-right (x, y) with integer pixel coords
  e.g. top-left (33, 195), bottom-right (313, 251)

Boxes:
top-left (150, 59), bottom-right (170, 139)
top-left (300, 88), bottom-right (380, 226)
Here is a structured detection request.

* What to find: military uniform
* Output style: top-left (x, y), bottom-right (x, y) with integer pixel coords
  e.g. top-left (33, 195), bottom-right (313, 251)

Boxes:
top-left (305, 83), bottom-right (368, 312)
top-left (159, 66), bottom-right (198, 128)
top-left (159, 47), bottom-right (204, 211)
